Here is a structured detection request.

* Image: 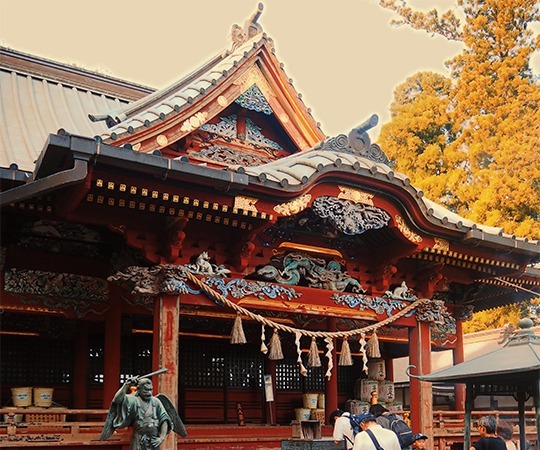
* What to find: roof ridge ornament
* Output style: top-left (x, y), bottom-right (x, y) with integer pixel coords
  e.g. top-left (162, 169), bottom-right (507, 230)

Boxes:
top-left (315, 114), bottom-right (390, 165)
top-left (505, 317), bottom-right (540, 347)
top-left (227, 3), bottom-right (265, 55)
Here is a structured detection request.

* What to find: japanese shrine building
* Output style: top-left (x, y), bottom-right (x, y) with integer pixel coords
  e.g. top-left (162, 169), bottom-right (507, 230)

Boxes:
top-left (2, 4), bottom-right (540, 448)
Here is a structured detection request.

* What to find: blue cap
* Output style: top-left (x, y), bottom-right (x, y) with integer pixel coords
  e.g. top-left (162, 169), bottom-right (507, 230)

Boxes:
top-left (358, 413), bottom-right (377, 422)
top-left (413, 433), bottom-right (428, 441)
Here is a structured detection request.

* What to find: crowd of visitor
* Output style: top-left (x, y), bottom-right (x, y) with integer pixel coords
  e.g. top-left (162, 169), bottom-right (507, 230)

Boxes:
top-left (332, 405), bottom-right (519, 450)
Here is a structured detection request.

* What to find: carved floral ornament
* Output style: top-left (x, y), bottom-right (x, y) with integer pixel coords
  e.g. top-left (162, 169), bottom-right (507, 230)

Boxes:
top-left (394, 215), bottom-right (423, 243)
top-left (234, 196), bottom-right (259, 213)
top-left (273, 194), bottom-right (311, 216)
top-left (108, 260), bottom-right (432, 378)
top-left (4, 269), bottom-right (109, 318)
top-left (337, 186), bottom-right (374, 205)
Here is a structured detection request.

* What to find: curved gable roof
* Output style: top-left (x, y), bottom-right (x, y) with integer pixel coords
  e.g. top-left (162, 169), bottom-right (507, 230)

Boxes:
top-left (92, 4), bottom-right (325, 154)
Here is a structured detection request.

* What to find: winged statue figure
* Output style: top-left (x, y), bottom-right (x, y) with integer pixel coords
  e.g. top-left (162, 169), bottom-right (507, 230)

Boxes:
top-left (100, 368), bottom-right (187, 449)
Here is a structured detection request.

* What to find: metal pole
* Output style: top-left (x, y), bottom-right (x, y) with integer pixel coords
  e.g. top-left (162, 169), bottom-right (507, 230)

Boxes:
top-left (536, 377), bottom-right (540, 450)
top-left (518, 392), bottom-right (526, 450)
top-left (464, 384), bottom-right (473, 450)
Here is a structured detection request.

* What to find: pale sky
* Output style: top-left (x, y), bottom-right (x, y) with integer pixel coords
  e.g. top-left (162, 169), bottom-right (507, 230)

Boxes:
top-left (0, 0), bottom-right (537, 140)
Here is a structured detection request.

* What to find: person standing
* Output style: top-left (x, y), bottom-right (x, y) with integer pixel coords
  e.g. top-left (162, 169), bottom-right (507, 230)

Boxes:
top-left (496, 421), bottom-right (517, 450)
top-left (412, 433), bottom-right (429, 450)
top-left (471, 416), bottom-right (507, 450)
top-left (331, 409), bottom-right (355, 450)
top-left (369, 403), bottom-right (392, 429)
top-left (353, 413), bottom-right (401, 450)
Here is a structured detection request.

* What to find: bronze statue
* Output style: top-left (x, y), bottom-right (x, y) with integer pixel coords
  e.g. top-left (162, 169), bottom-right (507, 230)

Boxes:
top-left (100, 368), bottom-right (186, 449)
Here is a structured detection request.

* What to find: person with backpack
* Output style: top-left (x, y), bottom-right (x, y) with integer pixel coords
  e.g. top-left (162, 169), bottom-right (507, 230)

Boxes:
top-left (352, 413), bottom-right (401, 450)
top-left (369, 404), bottom-right (414, 449)
top-left (331, 409), bottom-right (355, 450)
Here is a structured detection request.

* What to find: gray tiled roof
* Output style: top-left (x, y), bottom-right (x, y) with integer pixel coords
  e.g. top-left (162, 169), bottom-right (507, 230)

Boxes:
top-left (234, 146), bottom-right (528, 240)
top-left (99, 34), bottom-right (280, 143)
top-left (412, 321), bottom-right (540, 382)
top-left (0, 65), bottom-right (131, 173)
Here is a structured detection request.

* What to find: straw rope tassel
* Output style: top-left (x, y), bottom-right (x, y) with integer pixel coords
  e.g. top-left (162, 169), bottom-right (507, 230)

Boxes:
top-left (324, 336), bottom-right (334, 379)
top-left (295, 331), bottom-right (308, 376)
top-left (308, 337), bottom-right (321, 368)
top-left (230, 313), bottom-right (247, 344)
top-left (260, 324), bottom-right (268, 354)
top-left (269, 329), bottom-right (284, 360)
top-left (339, 338), bottom-right (353, 366)
top-left (366, 331), bottom-right (381, 358)
top-left (359, 332), bottom-right (368, 374)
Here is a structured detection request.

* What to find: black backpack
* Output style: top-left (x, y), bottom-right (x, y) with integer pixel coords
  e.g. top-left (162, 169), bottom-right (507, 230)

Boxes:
top-left (386, 412), bottom-right (414, 448)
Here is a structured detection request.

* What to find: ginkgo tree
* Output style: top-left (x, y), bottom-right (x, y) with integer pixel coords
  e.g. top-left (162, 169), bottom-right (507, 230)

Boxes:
top-left (378, 0), bottom-right (540, 239)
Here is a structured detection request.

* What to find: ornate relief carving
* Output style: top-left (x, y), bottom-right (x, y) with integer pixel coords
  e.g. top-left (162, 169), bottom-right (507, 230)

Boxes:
top-left (235, 66), bottom-right (275, 101)
top-left (455, 304), bottom-right (474, 321)
top-left (227, 3), bottom-right (264, 53)
top-left (4, 269), bottom-right (109, 318)
top-left (394, 215), bottom-right (423, 243)
top-left (198, 113), bottom-right (281, 150)
top-left (204, 278), bottom-right (301, 301)
top-left (337, 186), bottom-right (374, 205)
top-left (433, 237), bottom-right (450, 251)
top-left (109, 264), bottom-right (301, 301)
top-left (416, 299), bottom-right (457, 345)
top-left (199, 114), bottom-right (237, 138)
top-left (185, 252), bottom-right (231, 277)
top-left (255, 252), bottom-right (365, 293)
top-left (180, 111), bottom-right (209, 133)
top-left (384, 281), bottom-right (417, 300)
top-left (235, 84), bottom-right (273, 115)
top-left (415, 299), bottom-right (448, 324)
top-left (4, 269), bottom-right (108, 301)
top-left (234, 196), bottom-right (259, 213)
top-left (246, 117), bottom-right (282, 149)
top-left (273, 194), bottom-right (312, 216)
top-left (316, 128), bottom-right (390, 165)
top-left (332, 293), bottom-right (411, 317)
top-left (228, 23), bottom-right (247, 53)
top-left (189, 145), bottom-right (273, 166)
top-left (312, 197), bottom-right (390, 236)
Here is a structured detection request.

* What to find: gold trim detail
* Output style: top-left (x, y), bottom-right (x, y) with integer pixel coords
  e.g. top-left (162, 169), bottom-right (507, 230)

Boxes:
top-left (394, 215), bottom-right (423, 243)
top-left (337, 186), bottom-right (374, 205)
top-left (235, 66), bottom-right (275, 100)
top-left (218, 95), bottom-right (228, 107)
top-left (273, 194), bottom-right (312, 216)
top-left (274, 242), bottom-right (344, 261)
top-left (180, 111), bottom-right (208, 133)
top-left (234, 196), bottom-right (259, 212)
top-left (156, 134), bottom-right (168, 147)
top-left (433, 238), bottom-right (450, 251)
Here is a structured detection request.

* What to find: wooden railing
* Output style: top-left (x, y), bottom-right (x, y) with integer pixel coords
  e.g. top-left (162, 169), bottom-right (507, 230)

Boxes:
top-left (0, 407), bottom-right (537, 449)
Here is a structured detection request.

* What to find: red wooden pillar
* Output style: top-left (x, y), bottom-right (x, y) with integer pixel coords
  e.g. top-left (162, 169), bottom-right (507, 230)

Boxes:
top-left (453, 319), bottom-right (466, 411)
top-left (153, 294), bottom-right (180, 450)
top-left (409, 321), bottom-right (432, 438)
top-left (325, 317), bottom-right (338, 423)
top-left (103, 285), bottom-right (122, 408)
top-left (265, 358), bottom-right (277, 425)
top-left (73, 321), bottom-right (88, 413)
